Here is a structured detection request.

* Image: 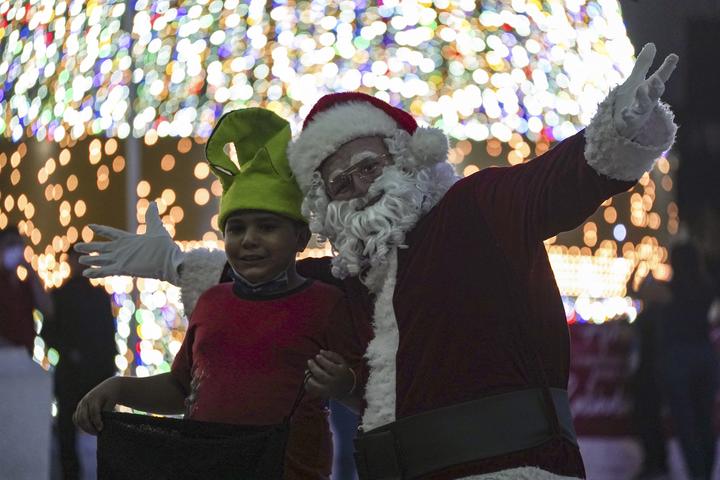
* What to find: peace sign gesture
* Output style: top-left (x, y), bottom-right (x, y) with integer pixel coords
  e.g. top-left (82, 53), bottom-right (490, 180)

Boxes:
top-left (614, 43), bottom-right (679, 140)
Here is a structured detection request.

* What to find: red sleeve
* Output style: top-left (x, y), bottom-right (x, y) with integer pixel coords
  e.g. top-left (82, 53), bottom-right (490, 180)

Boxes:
top-left (299, 257), bottom-right (374, 401)
top-left (472, 130), bottom-right (635, 244)
top-left (323, 295), bottom-right (371, 402)
top-left (171, 320), bottom-right (196, 396)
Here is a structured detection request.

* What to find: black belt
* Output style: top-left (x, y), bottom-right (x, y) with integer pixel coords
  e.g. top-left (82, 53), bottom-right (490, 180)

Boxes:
top-left (354, 388), bottom-right (577, 480)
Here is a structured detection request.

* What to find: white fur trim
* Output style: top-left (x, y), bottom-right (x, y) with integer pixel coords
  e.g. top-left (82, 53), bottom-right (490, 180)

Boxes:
top-left (459, 467), bottom-right (581, 480)
top-left (178, 248), bottom-right (227, 317)
top-left (288, 102), bottom-right (449, 194)
top-left (288, 102), bottom-right (399, 194)
top-left (584, 87), bottom-right (677, 181)
top-left (361, 248), bottom-right (400, 430)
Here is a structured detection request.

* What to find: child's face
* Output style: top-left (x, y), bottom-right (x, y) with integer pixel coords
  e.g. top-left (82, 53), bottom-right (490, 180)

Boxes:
top-left (224, 211), bottom-right (305, 284)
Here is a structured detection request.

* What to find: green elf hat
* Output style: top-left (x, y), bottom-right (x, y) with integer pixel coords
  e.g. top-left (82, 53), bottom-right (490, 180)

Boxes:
top-left (205, 108), bottom-right (306, 230)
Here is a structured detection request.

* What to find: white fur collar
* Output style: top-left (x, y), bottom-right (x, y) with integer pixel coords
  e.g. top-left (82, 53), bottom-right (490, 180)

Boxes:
top-left (360, 248), bottom-right (400, 430)
top-left (459, 467), bottom-right (581, 480)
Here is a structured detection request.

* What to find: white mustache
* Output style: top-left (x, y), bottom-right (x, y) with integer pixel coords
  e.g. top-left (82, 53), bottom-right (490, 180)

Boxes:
top-left (320, 164), bottom-right (455, 287)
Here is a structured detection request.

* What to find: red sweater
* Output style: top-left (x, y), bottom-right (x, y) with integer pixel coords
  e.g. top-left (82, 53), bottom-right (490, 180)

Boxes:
top-left (297, 131), bottom-right (635, 478)
top-left (171, 280), bottom-right (367, 480)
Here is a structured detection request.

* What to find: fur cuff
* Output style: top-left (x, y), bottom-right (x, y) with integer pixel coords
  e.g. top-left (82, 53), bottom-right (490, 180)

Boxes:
top-left (459, 467), bottom-right (581, 480)
top-left (178, 248), bottom-right (227, 317)
top-left (584, 87), bottom-right (677, 182)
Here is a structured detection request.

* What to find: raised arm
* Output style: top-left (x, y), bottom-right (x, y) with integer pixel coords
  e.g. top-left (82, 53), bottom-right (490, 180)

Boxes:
top-left (74, 201), bottom-right (227, 315)
top-left (585, 43), bottom-right (678, 182)
top-left (307, 295), bottom-right (372, 414)
top-left (474, 44), bottom-right (677, 244)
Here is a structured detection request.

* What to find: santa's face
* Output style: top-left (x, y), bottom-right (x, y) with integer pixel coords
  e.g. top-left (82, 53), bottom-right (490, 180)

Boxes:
top-left (302, 131), bottom-right (458, 284)
top-left (319, 136), bottom-right (394, 201)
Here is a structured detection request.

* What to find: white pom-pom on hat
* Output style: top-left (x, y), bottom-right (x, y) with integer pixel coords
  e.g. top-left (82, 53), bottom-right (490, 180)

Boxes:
top-left (409, 126), bottom-right (449, 168)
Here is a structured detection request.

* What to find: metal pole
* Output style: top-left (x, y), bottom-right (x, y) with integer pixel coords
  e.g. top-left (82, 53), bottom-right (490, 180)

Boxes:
top-left (122, 0), bottom-right (139, 233)
top-left (121, 0), bottom-right (140, 376)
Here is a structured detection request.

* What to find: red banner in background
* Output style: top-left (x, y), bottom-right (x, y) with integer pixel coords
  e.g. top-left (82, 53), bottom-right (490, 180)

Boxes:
top-left (568, 322), bottom-right (720, 436)
top-left (569, 322), bottom-right (636, 436)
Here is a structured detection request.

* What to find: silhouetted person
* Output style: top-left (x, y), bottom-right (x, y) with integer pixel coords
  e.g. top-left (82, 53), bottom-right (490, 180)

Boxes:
top-left (660, 243), bottom-right (718, 480)
top-left (0, 226), bottom-right (53, 352)
top-left (631, 275), bottom-right (671, 480)
top-left (0, 226), bottom-right (54, 479)
top-left (42, 249), bottom-right (116, 480)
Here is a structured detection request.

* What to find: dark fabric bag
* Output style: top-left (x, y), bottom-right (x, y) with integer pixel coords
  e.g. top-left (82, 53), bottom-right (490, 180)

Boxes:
top-left (97, 377), bottom-right (308, 480)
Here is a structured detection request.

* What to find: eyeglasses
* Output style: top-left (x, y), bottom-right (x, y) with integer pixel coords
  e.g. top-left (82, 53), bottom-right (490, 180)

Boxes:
top-left (325, 153), bottom-right (392, 199)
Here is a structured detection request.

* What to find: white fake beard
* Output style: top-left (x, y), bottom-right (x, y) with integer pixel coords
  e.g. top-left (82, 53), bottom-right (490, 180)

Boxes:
top-left (304, 162), bottom-right (458, 291)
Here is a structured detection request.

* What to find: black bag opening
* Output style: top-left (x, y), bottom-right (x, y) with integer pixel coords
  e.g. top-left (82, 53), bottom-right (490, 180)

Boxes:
top-left (98, 412), bottom-right (289, 479)
top-left (97, 374), bottom-right (309, 479)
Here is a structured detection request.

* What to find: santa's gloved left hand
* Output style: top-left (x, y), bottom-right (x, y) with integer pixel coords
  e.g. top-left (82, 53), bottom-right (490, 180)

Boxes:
top-left (613, 43), bottom-right (678, 140)
top-left (74, 202), bottom-right (185, 284)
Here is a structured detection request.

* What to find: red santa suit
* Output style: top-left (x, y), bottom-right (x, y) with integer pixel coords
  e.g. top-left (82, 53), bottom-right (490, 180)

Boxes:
top-left (178, 87), bottom-right (676, 479)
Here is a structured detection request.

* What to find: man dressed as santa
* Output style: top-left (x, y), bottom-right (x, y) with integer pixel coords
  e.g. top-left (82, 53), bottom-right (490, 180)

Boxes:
top-left (78, 44), bottom-right (678, 479)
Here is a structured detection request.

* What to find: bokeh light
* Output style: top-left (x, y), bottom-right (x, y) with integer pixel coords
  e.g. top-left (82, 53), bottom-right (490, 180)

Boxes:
top-left (2, 0), bottom-right (635, 146)
top-left (0, 0), bottom-right (678, 377)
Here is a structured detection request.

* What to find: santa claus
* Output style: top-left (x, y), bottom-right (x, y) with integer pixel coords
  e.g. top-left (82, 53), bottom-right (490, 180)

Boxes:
top-left (78, 44), bottom-right (678, 479)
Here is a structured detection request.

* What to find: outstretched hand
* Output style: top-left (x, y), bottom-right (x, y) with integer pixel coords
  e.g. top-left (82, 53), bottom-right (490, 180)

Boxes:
top-left (74, 202), bottom-right (185, 283)
top-left (306, 350), bottom-right (356, 400)
top-left (614, 43), bottom-right (678, 140)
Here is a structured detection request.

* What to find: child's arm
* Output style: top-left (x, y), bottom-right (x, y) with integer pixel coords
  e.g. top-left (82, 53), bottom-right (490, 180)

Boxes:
top-left (74, 372), bottom-right (187, 435)
top-left (307, 350), bottom-right (363, 414)
top-left (312, 294), bottom-right (373, 414)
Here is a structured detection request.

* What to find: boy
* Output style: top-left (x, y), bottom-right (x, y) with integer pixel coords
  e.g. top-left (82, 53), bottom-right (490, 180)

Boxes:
top-left (73, 108), bottom-right (368, 479)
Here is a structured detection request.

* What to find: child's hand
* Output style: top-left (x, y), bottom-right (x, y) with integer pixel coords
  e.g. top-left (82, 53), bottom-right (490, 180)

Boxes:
top-left (73, 377), bottom-right (120, 435)
top-left (306, 350), bottom-right (355, 400)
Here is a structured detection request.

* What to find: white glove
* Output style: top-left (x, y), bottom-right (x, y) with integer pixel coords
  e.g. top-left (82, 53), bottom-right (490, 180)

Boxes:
top-left (614, 43), bottom-right (678, 140)
top-left (75, 202), bottom-right (185, 284)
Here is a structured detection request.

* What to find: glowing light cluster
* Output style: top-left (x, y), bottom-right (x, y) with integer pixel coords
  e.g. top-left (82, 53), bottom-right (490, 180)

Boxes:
top-left (540, 153), bottom-right (677, 324)
top-left (0, 141), bottom-right (679, 331)
top-left (0, 0), bottom-right (675, 374)
top-left (0, 138), bottom-right (118, 287)
top-left (64, 242), bottom-right (222, 376)
top-left (32, 276), bottom-right (186, 376)
top-left (130, 0), bottom-right (635, 144)
top-left (3, 0), bottom-right (634, 147)
top-left (114, 279), bottom-right (182, 375)
top-left (0, 0), bottom-right (132, 142)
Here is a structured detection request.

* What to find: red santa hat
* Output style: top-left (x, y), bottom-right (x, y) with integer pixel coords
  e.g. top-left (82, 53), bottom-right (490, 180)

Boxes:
top-left (287, 92), bottom-right (449, 194)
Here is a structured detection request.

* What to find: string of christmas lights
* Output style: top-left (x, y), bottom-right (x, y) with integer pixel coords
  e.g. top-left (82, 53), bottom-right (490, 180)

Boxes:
top-left (0, 0), bottom-right (677, 376)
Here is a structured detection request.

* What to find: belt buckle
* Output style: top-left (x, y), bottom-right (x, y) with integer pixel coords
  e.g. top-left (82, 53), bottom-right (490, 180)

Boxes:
top-left (354, 429), bottom-right (403, 480)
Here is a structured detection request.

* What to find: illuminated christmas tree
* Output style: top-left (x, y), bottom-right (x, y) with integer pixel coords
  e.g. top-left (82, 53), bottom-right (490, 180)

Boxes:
top-left (0, 0), bottom-right (674, 374)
